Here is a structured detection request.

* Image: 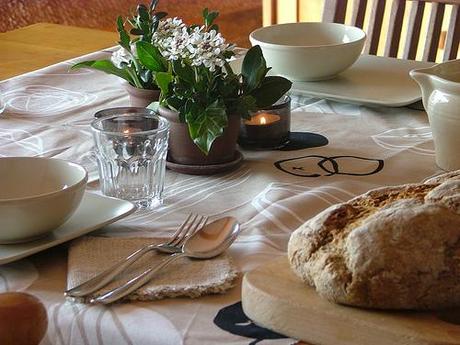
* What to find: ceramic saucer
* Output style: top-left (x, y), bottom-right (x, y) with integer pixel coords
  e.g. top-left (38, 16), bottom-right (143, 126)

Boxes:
top-left (0, 192), bottom-right (135, 265)
top-left (166, 151), bottom-right (244, 175)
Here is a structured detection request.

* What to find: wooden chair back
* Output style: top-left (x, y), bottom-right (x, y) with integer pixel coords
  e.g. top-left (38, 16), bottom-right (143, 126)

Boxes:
top-left (322, 0), bottom-right (459, 62)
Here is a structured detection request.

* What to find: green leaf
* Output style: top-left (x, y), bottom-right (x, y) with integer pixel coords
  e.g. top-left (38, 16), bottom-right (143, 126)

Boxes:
top-left (130, 28), bottom-right (144, 35)
top-left (205, 11), bottom-right (219, 28)
top-left (166, 96), bottom-right (183, 114)
top-left (137, 5), bottom-right (149, 21)
top-left (71, 60), bottom-right (132, 83)
top-left (186, 100), bottom-right (227, 154)
top-left (172, 60), bottom-right (195, 84)
top-left (156, 71), bottom-right (173, 97)
top-left (153, 20), bottom-right (160, 33)
top-left (202, 8), bottom-right (209, 19)
top-left (153, 12), bottom-right (167, 21)
top-left (140, 21), bottom-right (151, 37)
top-left (182, 99), bottom-right (194, 118)
top-left (139, 68), bottom-right (152, 83)
top-left (241, 45), bottom-right (269, 92)
top-left (136, 41), bottom-right (166, 72)
top-left (125, 66), bottom-right (143, 88)
top-left (218, 73), bottom-right (239, 98)
top-left (223, 50), bottom-right (235, 59)
top-left (116, 16), bottom-right (131, 51)
top-left (209, 24), bottom-right (219, 32)
top-left (251, 76), bottom-right (292, 108)
top-left (240, 95), bottom-right (258, 115)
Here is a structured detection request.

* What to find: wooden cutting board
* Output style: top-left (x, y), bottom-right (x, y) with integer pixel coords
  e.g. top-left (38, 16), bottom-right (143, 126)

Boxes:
top-left (242, 256), bottom-right (460, 345)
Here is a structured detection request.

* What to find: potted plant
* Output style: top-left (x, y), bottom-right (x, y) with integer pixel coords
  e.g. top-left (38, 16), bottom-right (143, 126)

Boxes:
top-left (71, 0), bottom-right (168, 107)
top-left (144, 9), bottom-right (292, 168)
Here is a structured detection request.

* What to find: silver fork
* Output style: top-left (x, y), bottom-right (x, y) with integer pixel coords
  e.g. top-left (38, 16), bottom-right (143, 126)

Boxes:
top-left (64, 214), bottom-right (208, 298)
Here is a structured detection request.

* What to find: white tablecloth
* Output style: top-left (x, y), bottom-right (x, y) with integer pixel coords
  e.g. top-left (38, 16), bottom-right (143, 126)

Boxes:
top-left (0, 50), bottom-right (440, 345)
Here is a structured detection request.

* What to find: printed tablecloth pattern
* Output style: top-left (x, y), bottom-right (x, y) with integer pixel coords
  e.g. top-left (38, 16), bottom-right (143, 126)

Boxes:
top-left (0, 50), bottom-right (439, 345)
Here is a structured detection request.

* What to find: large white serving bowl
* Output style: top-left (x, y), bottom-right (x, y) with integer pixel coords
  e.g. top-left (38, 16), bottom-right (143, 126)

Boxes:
top-left (249, 22), bottom-right (366, 81)
top-left (0, 157), bottom-right (88, 243)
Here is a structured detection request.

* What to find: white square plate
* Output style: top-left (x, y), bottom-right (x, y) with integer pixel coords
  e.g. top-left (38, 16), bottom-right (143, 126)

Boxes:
top-left (0, 192), bottom-right (135, 265)
top-left (291, 55), bottom-right (434, 107)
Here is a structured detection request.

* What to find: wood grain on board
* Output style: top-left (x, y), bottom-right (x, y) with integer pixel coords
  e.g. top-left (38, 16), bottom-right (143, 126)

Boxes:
top-left (242, 256), bottom-right (460, 345)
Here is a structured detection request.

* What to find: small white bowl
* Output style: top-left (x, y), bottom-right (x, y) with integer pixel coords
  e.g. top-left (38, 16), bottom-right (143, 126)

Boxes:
top-left (249, 22), bottom-right (366, 81)
top-left (0, 157), bottom-right (88, 243)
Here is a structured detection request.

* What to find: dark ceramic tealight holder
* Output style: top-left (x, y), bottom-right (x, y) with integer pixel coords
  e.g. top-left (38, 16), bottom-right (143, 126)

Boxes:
top-left (238, 95), bottom-right (291, 150)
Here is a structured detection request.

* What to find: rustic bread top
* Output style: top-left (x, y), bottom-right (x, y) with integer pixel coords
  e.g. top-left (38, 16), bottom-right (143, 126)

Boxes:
top-left (288, 171), bottom-right (460, 310)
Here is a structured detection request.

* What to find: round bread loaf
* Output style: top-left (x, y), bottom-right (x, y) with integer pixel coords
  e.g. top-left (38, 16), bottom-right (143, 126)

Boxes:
top-left (288, 170), bottom-right (460, 310)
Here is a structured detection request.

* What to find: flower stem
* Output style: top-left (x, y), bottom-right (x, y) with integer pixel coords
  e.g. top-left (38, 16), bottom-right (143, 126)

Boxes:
top-left (127, 68), bottom-right (143, 88)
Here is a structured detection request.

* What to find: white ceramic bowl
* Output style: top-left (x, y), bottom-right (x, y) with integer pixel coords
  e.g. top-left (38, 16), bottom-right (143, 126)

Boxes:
top-left (0, 157), bottom-right (88, 243)
top-left (249, 22), bottom-right (366, 81)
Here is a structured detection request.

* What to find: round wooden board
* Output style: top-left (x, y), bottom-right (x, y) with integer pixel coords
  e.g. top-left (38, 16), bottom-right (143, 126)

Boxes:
top-left (242, 256), bottom-right (460, 345)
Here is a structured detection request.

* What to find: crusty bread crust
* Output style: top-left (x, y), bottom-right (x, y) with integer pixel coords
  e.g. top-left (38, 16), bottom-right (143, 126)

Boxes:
top-left (288, 170), bottom-right (460, 310)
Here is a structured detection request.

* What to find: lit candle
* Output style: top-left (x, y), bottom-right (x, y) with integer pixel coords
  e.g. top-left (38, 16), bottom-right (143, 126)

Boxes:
top-left (244, 113), bottom-right (281, 126)
top-left (240, 112), bottom-right (288, 149)
top-left (238, 95), bottom-right (291, 149)
top-left (118, 128), bottom-right (137, 156)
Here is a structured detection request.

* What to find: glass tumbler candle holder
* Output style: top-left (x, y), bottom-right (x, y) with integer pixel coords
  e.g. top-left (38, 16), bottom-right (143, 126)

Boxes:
top-left (238, 95), bottom-right (291, 150)
top-left (91, 108), bottom-right (169, 209)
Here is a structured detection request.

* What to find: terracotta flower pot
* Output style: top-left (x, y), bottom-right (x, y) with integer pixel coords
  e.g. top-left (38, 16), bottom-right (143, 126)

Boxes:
top-left (158, 106), bottom-right (240, 166)
top-left (122, 81), bottom-right (160, 107)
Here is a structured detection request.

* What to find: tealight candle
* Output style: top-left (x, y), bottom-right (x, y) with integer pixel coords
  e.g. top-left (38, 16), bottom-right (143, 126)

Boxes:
top-left (244, 113), bottom-right (281, 126)
top-left (122, 128), bottom-right (138, 155)
top-left (95, 112), bottom-right (158, 156)
top-left (239, 96), bottom-right (291, 149)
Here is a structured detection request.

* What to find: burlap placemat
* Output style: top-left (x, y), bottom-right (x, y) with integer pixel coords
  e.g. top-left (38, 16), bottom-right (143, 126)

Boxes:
top-left (67, 236), bottom-right (239, 303)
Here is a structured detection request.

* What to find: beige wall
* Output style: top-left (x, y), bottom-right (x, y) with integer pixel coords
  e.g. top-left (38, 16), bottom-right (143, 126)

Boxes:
top-left (0, 0), bottom-right (262, 47)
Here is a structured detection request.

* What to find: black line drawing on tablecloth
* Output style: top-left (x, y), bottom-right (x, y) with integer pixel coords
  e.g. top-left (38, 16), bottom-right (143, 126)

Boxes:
top-left (275, 155), bottom-right (384, 177)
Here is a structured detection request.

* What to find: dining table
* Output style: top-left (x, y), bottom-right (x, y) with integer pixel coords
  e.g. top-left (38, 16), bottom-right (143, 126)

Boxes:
top-left (0, 23), bottom-right (118, 80)
top-left (0, 24), bottom-right (442, 345)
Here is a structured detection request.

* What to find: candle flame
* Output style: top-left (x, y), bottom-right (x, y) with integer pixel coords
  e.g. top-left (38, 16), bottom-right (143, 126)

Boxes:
top-left (123, 129), bottom-right (130, 134)
top-left (260, 116), bottom-right (267, 125)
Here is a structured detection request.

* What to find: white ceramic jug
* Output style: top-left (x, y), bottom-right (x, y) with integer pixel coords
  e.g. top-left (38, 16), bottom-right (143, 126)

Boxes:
top-left (410, 59), bottom-right (460, 171)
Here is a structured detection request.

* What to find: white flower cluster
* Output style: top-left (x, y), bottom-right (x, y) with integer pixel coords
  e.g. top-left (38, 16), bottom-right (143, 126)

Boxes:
top-left (153, 17), bottom-right (234, 72)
